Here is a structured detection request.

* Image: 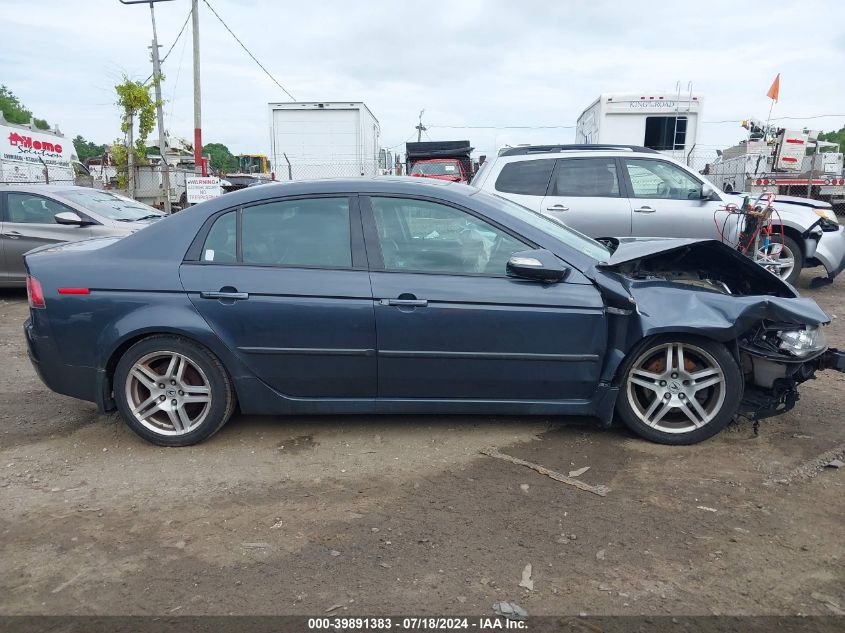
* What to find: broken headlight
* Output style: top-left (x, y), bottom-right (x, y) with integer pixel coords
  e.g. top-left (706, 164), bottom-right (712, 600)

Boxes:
top-left (777, 326), bottom-right (827, 357)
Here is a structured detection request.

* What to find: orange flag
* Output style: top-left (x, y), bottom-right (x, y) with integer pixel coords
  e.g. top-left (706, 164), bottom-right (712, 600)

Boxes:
top-left (766, 73), bottom-right (781, 102)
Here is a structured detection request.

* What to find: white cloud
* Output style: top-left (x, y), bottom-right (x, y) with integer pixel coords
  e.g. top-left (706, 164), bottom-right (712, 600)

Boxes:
top-left (1, 0), bottom-right (843, 159)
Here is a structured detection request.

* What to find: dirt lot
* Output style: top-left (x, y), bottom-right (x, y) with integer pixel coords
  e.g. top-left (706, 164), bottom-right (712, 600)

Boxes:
top-left (1, 272), bottom-right (843, 618)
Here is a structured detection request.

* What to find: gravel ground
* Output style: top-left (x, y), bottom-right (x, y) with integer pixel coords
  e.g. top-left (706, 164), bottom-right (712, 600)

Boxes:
top-left (0, 271), bottom-right (843, 617)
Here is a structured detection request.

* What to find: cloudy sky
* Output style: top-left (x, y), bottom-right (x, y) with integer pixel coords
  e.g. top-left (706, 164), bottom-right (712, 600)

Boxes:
top-left (2, 0), bottom-right (844, 160)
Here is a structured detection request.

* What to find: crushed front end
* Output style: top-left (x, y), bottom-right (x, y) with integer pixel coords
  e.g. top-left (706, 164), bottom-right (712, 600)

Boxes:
top-left (738, 323), bottom-right (845, 419)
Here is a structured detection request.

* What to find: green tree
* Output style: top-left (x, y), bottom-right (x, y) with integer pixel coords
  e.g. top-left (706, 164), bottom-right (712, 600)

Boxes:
top-left (113, 76), bottom-right (160, 188)
top-left (0, 85), bottom-right (49, 129)
top-left (72, 135), bottom-right (108, 162)
top-left (204, 142), bottom-right (239, 173)
top-left (819, 127), bottom-right (845, 151)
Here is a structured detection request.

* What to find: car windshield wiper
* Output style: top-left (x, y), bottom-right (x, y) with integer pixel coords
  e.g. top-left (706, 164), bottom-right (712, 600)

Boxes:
top-left (133, 214), bottom-right (164, 221)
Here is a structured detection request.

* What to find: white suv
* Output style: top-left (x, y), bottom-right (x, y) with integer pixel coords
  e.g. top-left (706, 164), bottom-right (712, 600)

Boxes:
top-left (472, 144), bottom-right (845, 285)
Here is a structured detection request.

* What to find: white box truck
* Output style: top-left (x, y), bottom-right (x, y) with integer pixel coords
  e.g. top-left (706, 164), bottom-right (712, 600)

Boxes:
top-left (268, 102), bottom-right (381, 180)
top-left (1, 115), bottom-right (90, 185)
top-left (575, 92), bottom-right (703, 161)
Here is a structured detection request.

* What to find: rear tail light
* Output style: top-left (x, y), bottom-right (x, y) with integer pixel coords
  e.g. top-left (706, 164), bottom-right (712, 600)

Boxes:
top-left (26, 276), bottom-right (46, 309)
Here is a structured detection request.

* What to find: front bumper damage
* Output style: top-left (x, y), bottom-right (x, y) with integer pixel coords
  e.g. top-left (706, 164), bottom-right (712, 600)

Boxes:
top-left (811, 222), bottom-right (845, 285)
top-left (591, 238), bottom-right (845, 426)
top-left (738, 344), bottom-right (845, 420)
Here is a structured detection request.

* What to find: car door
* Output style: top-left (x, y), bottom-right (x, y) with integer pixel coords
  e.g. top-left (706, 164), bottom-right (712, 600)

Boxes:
top-left (361, 195), bottom-right (606, 402)
top-left (179, 195), bottom-right (377, 399)
top-left (623, 158), bottom-right (732, 239)
top-left (539, 157), bottom-right (633, 239)
top-left (1, 191), bottom-right (94, 283)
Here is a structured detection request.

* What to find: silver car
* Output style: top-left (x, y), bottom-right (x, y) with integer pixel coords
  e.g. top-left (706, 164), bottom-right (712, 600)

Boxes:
top-left (472, 145), bottom-right (845, 285)
top-left (0, 185), bottom-right (164, 287)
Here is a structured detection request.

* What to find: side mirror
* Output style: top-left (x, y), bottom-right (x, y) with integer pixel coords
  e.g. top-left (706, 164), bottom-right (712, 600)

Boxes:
top-left (701, 183), bottom-right (717, 200)
top-left (54, 211), bottom-right (87, 225)
top-left (506, 249), bottom-right (570, 283)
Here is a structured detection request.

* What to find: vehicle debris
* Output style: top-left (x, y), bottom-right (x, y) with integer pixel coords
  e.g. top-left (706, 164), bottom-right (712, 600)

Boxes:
top-left (325, 604), bottom-right (345, 613)
top-left (826, 459), bottom-right (844, 469)
top-left (518, 564), bottom-right (534, 591)
top-left (697, 506), bottom-right (719, 513)
top-left (481, 447), bottom-right (610, 497)
top-left (493, 601), bottom-right (528, 621)
top-left (568, 466), bottom-right (590, 478)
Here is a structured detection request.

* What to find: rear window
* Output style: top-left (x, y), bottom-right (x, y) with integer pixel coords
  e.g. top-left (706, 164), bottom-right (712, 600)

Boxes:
top-left (494, 159), bottom-right (554, 196)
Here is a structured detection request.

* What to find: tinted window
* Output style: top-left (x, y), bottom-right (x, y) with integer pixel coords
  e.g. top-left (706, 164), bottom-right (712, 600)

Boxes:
top-left (550, 158), bottom-right (620, 197)
top-left (6, 193), bottom-right (73, 224)
top-left (370, 197), bottom-right (528, 275)
top-left (644, 116), bottom-right (687, 151)
top-left (201, 212), bottom-right (237, 263)
top-left (625, 159), bottom-right (703, 200)
top-left (494, 159), bottom-right (554, 195)
top-left (241, 198), bottom-right (351, 267)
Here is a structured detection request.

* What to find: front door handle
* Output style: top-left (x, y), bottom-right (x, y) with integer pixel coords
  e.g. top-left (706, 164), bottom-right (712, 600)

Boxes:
top-left (380, 298), bottom-right (428, 307)
top-left (634, 206), bottom-right (656, 213)
top-left (200, 291), bottom-right (249, 300)
top-left (546, 205), bottom-right (569, 212)
top-left (3, 231), bottom-right (22, 239)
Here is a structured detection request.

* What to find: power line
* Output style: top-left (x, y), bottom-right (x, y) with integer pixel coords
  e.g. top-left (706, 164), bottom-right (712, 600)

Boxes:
top-left (202, 0), bottom-right (296, 101)
top-left (144, 8), bottom-right (191, 83)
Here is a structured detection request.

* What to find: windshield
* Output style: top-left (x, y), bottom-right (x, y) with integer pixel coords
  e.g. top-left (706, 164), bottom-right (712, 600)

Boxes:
top-left (411, 160), bottom-right (461, 176)
top-left (474, 190), bottom-right (612, 261)
top-left (57, 189), bottom-right (164, 222)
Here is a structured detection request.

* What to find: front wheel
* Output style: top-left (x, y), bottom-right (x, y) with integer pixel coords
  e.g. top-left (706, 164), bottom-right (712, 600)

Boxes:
top-left (760, 234), bottom-right (803, 285)
top-left (114, 335), bottom-right (235, 446)
top-left (616, 335), bottom-right (742, 445)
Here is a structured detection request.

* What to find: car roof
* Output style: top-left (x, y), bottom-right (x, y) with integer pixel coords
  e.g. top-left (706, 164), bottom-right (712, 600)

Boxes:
top-left (498, 144), bottom-right (660, 157)
top-left (0, 184), bottom-right (94, 194)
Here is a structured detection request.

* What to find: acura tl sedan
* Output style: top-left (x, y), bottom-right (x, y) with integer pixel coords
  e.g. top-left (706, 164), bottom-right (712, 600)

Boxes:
top-left (1, 185), bottom-right (164, 286)
top-left (23, 178), bottom-right (845, 446)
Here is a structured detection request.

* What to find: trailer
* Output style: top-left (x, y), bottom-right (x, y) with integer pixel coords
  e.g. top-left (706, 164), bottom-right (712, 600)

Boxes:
top-left (705, 122), bottom-right (845, 213)
top-left (268, 102), bottom-right (381, 180)
top-left (405, 140), bottom-right (474, 183)
top-left (576, 91), bottom-right (703, 161)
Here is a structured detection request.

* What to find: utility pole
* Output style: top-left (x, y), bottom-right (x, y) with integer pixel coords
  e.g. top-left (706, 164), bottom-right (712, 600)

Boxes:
top-left (415, 109), bottom-right (426, 142)
top-left (118, 0), bottom-right (173, 204)
top-left (148, 3), bottom-right (172, 213)
top-left (192, 0), bottom-right (206, 176)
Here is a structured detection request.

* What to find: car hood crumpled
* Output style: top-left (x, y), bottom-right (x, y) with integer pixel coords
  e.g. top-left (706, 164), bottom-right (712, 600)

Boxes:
top-left (592, 237), bottom-right (831, 343)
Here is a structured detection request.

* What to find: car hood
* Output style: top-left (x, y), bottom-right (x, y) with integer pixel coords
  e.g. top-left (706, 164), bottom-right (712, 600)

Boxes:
top-left (598, 237), bottom-right (795, 297)
top-left (589, 237), bottom-right (830, 342)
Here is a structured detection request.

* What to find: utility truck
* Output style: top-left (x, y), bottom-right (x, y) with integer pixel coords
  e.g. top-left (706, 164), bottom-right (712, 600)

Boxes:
top-left (268, 102), bottom-right (381, 180)
top-left (705, 120), bottom-right (845, 212)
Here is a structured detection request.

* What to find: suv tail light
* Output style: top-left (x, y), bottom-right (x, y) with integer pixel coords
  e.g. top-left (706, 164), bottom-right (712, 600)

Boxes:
top-left (26, 275), bottom-right (46, 309)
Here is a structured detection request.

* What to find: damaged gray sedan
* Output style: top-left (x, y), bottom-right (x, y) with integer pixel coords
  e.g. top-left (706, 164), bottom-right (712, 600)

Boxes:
top-left (23, 179), bottom-right (845, 446)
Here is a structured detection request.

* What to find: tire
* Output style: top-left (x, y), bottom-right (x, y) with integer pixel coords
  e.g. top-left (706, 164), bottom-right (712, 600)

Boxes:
top-left (113, 335), bottom-right (235, 446)
top-left (764, 234), bottom-right (803, 285)
top-left (615, 334), bottom-right (742, 445)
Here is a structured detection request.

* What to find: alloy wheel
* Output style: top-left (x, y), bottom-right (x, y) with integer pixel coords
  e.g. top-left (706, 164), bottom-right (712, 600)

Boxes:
top-left (124, 351), bottom-right (212, 436)
top-left (625, 342), bottom-right (726, 434)
top-left (758, 242), bottom-right (795, 280)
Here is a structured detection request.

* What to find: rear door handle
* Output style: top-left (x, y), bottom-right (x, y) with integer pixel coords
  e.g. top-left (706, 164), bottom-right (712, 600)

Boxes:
top-left (380, 298), bottom-right (428, 307)
top-left (634, 206), bottom-right (656, 213)
top-left (546, 205), bottom-right (569, 212)
top-left (200, 291), bottom-right (249, 300)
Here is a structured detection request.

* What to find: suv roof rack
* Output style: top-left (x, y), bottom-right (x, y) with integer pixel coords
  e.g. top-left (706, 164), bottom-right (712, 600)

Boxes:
top-left (498, 144), bottom-right (660, 156)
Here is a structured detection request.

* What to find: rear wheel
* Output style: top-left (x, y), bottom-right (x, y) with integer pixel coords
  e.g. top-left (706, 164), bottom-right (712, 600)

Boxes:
top-left (114, 335), bottom-right (235, 446)
top-left (616, 335), bottom-right (742, 445)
